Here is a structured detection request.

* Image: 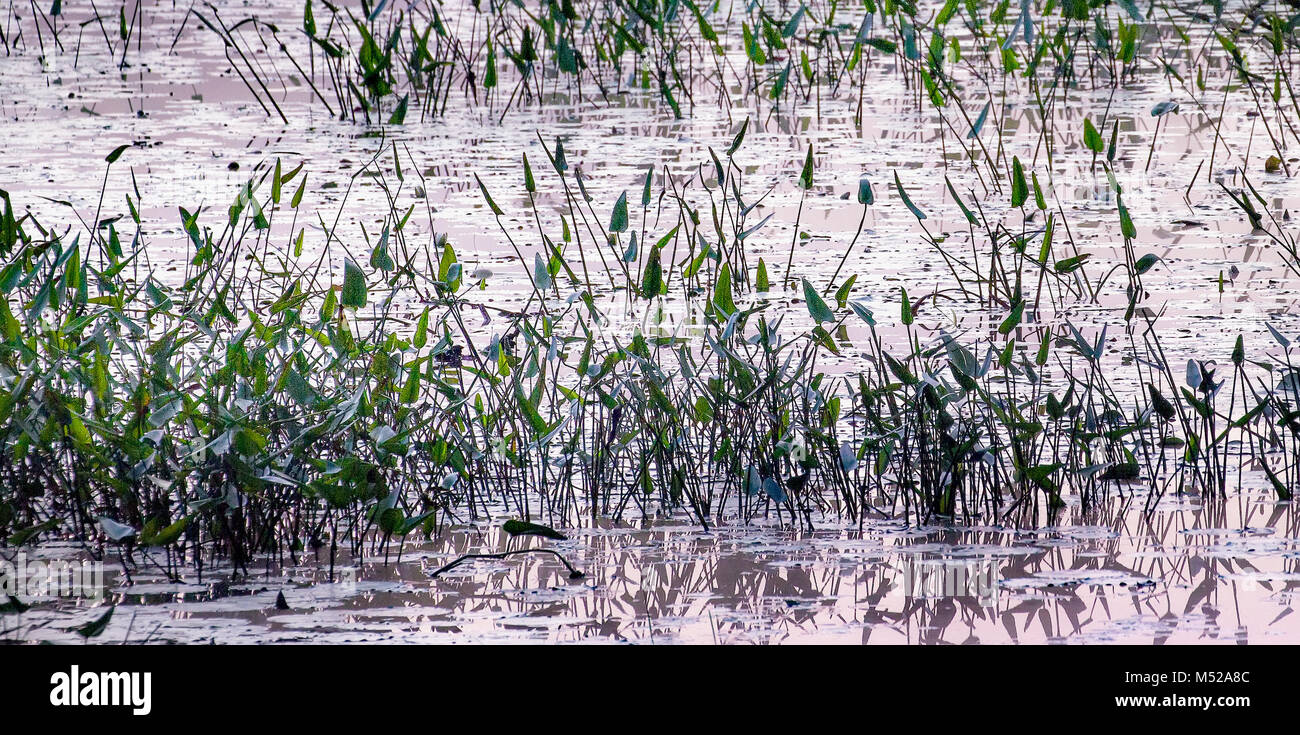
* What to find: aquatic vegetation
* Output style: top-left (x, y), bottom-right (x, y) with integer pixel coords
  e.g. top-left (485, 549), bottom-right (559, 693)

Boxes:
top-left (2, 122), bottom-right (1300, 579)
top-left (2, 0), bottom-right (1300, 593)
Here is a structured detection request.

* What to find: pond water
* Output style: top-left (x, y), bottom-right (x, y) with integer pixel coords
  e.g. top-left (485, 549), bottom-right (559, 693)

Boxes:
top-left (4, 0), bottom-right (1300, 643)
top-left (7, 484), bottom-right (1300, 644)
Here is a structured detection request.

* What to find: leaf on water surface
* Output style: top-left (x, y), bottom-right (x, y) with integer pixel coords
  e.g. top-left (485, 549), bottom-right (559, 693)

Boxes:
top-left (502, 519), bottom-right (567, 540)
top-left (74, 606), bottom-right (114, 638)
top-left (1150, 100), bottom-right (1179, 116)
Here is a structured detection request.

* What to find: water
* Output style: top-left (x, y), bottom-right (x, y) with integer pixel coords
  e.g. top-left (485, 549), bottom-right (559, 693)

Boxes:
top-left (6, 483), bottom-right (1298, 644)
top-left (3, 1), bottom-right (1300, 643)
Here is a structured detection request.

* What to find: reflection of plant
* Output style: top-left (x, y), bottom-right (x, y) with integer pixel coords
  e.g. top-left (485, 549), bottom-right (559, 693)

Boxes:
top-left (430, 520), bottom-right (584, 579)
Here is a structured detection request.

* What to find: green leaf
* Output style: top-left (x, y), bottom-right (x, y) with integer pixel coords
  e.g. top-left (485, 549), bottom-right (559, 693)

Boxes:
top-left (388, 94), bottom-right (408, 124)
top-left (1010, 156), bottom-right (1028, 207)
top-left (771, 61), bottom-right (791, 99)
top-left (1135, 253), bottom-right (1159, 275)
top-left (857, 177), bottom-right (874, 205)
top-left (502, 519), bottom-right (566, 540)
top-left (968, 101), bottom-right (990, 139)
top-left (522, 153), bottom-right (536, 193)
top-left (803, 278), bottom-right (835, 322)
top-left (835, 275), bottom-right (857, 309)
top-left (1083, 118), bottom-right (1104, 153)
top-left (714, 263), bottom-right (737, 316)
top-left (609, 191), bottom-right (629, 232)
top-left (798, 144), bottom-right (814, 190)
top-left (414, 307), bottom-right (429, 348)
top-left (782, 5), bottom-right (805, 37)
top-left (1148, 384), bottom-right (1176, 420)
top-left (74, 606), bottom-right (115, 638)
top-left (940, 178), bottom-right (976, 226)
top-left (475, 173), bottom-right (503, 216)
top-left (1117, 195), bottom-right (1137, 239)
top-left (998, 300), bottom-right (1024, 334)
top-left (342, 257), bottom-right (367, 309)
top-left (641, 245), bottom-right (662, 299)
top-left (534, 252), bottom-right (552, 291)
top-left (727, 118), bottom-right (749, 156)
top-left (7, 518), bottom-right (59, 546)
top-left (105, 144), bottom-right (129, 164)
top-left (893, 171), bottom-right (926, 220)
top-left (141, 516), bottom-right (190, 546)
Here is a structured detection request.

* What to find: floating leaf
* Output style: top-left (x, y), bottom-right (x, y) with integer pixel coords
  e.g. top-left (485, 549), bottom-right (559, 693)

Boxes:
top-left (1150, 100), bottom-right (1179, 116)
top-left (502, 519), bottom-right (567, 540)
top-left (74, 606), bottom-right (114, 638)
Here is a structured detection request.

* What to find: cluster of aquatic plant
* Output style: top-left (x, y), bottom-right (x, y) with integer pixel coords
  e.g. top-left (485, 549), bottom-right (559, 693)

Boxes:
top-left (10, 0), bottom-right (1300, 136)
top-left (2, 111), bottom-right (1300, 580)
top-left (2, 0), bottom-right (1300, 585)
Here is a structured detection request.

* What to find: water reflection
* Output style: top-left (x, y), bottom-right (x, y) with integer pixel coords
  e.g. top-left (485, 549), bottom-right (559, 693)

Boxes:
top-left (5, 486), bottom-right (1296, 644)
